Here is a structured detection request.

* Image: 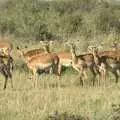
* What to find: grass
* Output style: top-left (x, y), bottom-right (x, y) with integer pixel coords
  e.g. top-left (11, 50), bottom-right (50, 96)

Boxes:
top-left (0, 64), bottom-right (120, 120)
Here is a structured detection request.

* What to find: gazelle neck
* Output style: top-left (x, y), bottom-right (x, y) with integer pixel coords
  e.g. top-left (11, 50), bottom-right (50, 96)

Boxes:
top-left (71, 45), bottom-right (77, 62)
top-left (44, 45), bottom-right (50, 54)
top-left (92, 50), bottom-right (100, 65)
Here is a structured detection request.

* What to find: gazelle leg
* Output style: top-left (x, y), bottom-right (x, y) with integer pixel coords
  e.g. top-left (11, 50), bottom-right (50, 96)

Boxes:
top-left (101, 70), bottom-right (106, 87)
top-left (112, 70), bottom-right (119, 83)
top-left (10, 78), bottom-right (13, 89)
top-left (55, 63), bottom-right (61, 87)
top-left (90, 66), bottom-right (97, 86)
top-left (97, 72), bottom-right (101, 86)
top-left (104, 69), bottom-right (107, 87)
top-left (83, 68), bottom-right (87, 80)
top-left (79, 67), bottom-right (84, 86)
top-left (100, 70), bottom-right (104, 87)
top-left (8, 70), bottom-right (13, 89)
top-left (9, 73), bottom-right (13, 89)
top-left (83, 69), bottom-right (87, 86)
top-left (3, 76), bottom-right (8, 90)
top-left (33, 69), bottom-right (37, 88)
top-left (49, 67), bottom-right (53, 74)
top-left (58, 64), bottom-right (62, 76)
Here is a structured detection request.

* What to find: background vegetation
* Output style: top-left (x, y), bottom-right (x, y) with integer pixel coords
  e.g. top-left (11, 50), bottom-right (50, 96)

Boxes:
top-left (0, 0), bottom-right (120, 120)
top-left (0, 0), bottom-right (120, 44)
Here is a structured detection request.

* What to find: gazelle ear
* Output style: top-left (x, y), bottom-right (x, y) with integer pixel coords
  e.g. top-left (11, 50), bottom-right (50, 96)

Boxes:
top-left (16, 46), bottom-right (24, 55)
top-left (75, 40), bottom-right (80, 44)
top-left (87, 45), bottom-right (94, 53)
top-left (69, 42), bottom-right (76, 49)
top-left (40, 41), bottom-right (44, 45)
top-left (97, 45), bottom-right (103, 51)
top-left (112, 41), bottom-right (118, 47)
top-left (49, 40), bottom-right (54, 45)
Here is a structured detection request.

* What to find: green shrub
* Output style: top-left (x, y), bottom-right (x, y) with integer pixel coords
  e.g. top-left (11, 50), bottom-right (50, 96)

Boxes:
top-left (0, 0), bottom-right (119, 43)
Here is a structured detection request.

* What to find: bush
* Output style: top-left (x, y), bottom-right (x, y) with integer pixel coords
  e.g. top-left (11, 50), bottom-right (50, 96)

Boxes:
top-left (0, 0), bottom-right (119, 42)
top-left (95, 8), bottom-right (120, 34)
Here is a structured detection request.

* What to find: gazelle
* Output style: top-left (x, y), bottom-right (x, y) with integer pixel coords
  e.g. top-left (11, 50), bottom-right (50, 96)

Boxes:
top-left (17, 41), bottom-right (54, 74)
top-left (0, 40), bottom-right (13, 56)
top-left (100, 52), bottom-right (120, 84)
top-left (17, 47), bottom-right (46, 63)
top-left (69, 43), bottom-right (98, 86)
top-left (17, 41), bottom-right (60, 87)
top-left (88, 46), bottom-right (107, 86)
top-left (0, 55), bottom-right (13, 89)
top-left (17, 41), bottom-right (53, 62)
top-left (55, 40), bottom-right (81, 75)
top-left (26, 52), bottom-right (60, 87)
top-left (88, 45), bottom-right (120, 85)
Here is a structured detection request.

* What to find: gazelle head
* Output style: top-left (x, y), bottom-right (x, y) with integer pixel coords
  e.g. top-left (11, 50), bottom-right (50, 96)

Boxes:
top-left (88, 45), bottom-right (98, 55)
top-left (70, 43), bottom-right (76, 53)
top-left (16, 46), bottom-right (25, 58)
top-left (111, 41), bottom-right (118, 51)
top-left (40, 40), bottom-right (54, 53)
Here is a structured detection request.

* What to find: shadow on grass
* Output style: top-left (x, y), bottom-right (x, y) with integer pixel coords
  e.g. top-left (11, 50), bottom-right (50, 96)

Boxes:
top-left (45, 111), bottom-right (89, 120)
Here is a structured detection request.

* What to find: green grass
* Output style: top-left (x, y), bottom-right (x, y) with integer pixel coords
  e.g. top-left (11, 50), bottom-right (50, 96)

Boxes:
top-left (0, 64), bottom-right (119, 120)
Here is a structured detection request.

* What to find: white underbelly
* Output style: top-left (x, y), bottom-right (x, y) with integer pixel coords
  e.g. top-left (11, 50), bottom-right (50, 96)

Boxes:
top-left (63, 63), bottom-right (72, 67)
top-left (36, 63), bottom-right (52, 69)
top-left (60, 59), bottom-right (72, 67)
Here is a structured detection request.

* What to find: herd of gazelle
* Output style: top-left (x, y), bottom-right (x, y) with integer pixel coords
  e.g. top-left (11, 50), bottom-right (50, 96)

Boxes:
top-left (0, 39), bottom-right (120, 89)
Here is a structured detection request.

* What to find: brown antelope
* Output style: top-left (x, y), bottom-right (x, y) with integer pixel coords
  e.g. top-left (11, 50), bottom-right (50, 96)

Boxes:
top-left (55, 40), bottom-right (81, 75)
top-left (17, 41), bottom-right (53, 62)
top-left (16, 47), bottom-right (46, 63)
top-left (100, 51), bottom-right (120, 84)
top-left (17, 41), bottom-right (60, 87)
top-left (69, 43), bottom-right (98, 86)
top-left (0, 40), bottom-right (13, 56)
top-left (88, 45), bottom-right (120, 85)
top-left (0, 55), bottom-right (13, 89)
top-left (88, 46), bottom-right (107, 86)
top-left (17, 41), bottom-right (54, 74)
top-left (26, 52), bottom-right (60, 87)
top-left (57, 51), bottom-right (72, 75)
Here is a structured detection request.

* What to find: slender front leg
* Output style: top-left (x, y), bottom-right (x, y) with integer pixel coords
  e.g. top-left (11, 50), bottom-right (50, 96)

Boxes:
top-left (79, 67), bottom-right (84, 86)
top-left (58, 64), bottom-right (62, 76)
top-left (10, 77), bottom-right (13, 89)
top-left (90, 66), bottom-right (97, 86)
top-left (3, 76), bottom-right (8, 90)
top-left (103, 69), bottom-right (107, 87)
top-left (33, 69), bottom-right (37, 88)
top-left (8, 72), bottom-right (13, 89)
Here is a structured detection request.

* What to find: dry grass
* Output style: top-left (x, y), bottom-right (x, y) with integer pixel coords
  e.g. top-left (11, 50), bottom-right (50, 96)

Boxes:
top-left (0, 69), bottom-right (119, 120)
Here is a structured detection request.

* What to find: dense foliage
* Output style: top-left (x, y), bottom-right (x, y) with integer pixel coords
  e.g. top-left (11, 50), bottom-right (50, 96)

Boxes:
top-left (0, 0), bottom-right (120, 42)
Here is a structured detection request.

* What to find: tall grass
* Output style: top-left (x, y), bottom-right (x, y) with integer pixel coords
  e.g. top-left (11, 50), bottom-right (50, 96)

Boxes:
top-left (0, 68), bottom-right (120, 120)
top-left (0, 0), bottom-right (120, 44)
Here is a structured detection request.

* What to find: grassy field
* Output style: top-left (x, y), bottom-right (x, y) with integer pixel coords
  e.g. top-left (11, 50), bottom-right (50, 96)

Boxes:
top-left (0, 69), bottom-right (120, 120)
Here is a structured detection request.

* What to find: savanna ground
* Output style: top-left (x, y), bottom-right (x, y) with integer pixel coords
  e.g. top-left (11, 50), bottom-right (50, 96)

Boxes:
top-left (0, 0), bottom-right (120, 120)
